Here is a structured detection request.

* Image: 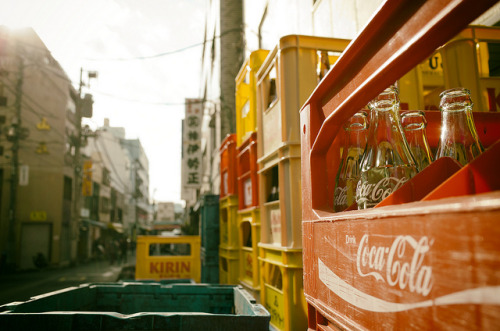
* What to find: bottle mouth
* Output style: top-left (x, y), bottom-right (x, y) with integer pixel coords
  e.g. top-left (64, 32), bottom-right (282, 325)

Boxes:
top-left (402, 111), bottom-right (426, 130)
top-left (343, 111), bottom-right (368, 131)
top-left (439, 88), bottom-right (473, 111)
top-left (368, 86), bottom-right (399, 110)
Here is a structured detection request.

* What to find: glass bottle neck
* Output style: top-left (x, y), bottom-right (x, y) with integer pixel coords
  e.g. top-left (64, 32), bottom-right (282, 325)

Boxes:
top-left (440, 108), bottom-right (478, 142)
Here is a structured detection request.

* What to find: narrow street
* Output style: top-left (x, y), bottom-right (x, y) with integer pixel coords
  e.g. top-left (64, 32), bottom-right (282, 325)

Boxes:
top-left (0, 254), bottom-right (135, 306)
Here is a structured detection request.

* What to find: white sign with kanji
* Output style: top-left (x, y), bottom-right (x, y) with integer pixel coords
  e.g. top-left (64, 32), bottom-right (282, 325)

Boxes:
top-left (181, 99), bottom-right (203, 189)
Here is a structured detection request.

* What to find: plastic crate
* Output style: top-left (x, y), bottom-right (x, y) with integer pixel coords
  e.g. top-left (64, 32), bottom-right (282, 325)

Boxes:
top-left (200, 246), bottom-right (219, 284)
top-left (300, 0), bottom-right (500, 329)
top-left (236, 50), bottom-right (270, 147)
top-left (201, 246), bottom-right (218, 265)
top-left (399, 25), bottom-right (500, 112)
top-left (135, 236), bottom-right (201, 283)
top-left (201, 258), bottom-right (219, 284)
top-left (398, 51), bottom-right (444, 111)
top-left (258, 244), bottom-right (307, 331)
top-left (219, 246), bottom-right (240, 285)
top-left (220, 134), bottom-right (238, 198)
top-left (219, 195), bottom-right (239, 249)
top-left (200, 194), bottom-right (220, 252)
top-left (237, 206), bottom-right (261, 299)
top-left (0, 283), bottom-right (270, 331)
top-left (237, 132), bottom-right (259, 209)
top-left (258, 145), bottom-right (301, 248)
top-left (256, 35), bottom-right (351, 161)
top-left (256, 35), bottom-right (350, 249)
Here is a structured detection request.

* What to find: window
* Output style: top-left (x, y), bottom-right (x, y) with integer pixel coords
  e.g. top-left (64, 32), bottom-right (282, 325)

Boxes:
top-left (63, 176), bottom-right (72, 201)
top-left (102, 168), bottom-right (111, 186)
top-left (100, 196), bottom-right (110, 213)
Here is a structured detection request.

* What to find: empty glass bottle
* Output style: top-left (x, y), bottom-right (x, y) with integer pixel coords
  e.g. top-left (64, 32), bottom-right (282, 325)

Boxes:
top-left (356, 85), bottom-right (418, 209)
top-left (334, 111), bottom-right (368, 212)
top-left (435, 88), bottom-right (483, 166)
top-left (402, 111), bottom-right (433, 171)
top-left (317, 50), bottom-right (331, 82)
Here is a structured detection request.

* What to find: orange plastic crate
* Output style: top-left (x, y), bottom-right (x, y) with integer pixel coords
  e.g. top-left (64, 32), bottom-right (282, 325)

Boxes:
top-left (300, 0), bottom-right (500, 329)
top-left (220, 134), bottom-right (238, 198)
top-left (237, 132), bottom-right (259, 209)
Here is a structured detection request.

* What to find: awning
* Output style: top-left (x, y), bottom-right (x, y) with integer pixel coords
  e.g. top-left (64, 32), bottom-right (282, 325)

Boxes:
top-left (81, 219), bottom-right (107, 229)
top-left (108, 222), bottom-right (124, 233)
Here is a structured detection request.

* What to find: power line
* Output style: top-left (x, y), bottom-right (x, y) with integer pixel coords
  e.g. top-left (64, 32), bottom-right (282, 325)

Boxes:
top-left (91, 90), bottom-right (188, 106)
top-left (86, 42), bottom-right (204, 62)
top-left (83, 27), bottom-right (241, 62)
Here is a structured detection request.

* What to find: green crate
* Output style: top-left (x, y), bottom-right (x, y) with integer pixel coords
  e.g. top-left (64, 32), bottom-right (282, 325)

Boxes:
top-left (201, 247), bottom-right (219, 265)
top-left (201, 261), bottom-right (220, 284)
top-left (200, 194), bottom-right (220, 251)
top-left (0, 283), bottom-right (270, 331)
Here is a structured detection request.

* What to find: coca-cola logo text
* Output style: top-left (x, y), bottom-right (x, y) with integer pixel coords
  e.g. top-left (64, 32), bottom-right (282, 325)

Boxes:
top-left (334, 186), bottom-right (348, 207)
top-left (356, 234), bottom-right (433, 296)
top-left (356, 177), bottom-right (408, 205)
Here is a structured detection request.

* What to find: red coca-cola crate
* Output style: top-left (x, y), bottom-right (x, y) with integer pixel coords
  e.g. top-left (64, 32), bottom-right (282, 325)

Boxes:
top-left (300, 0), bottom-right (500, 329)
top-left (220, 134), bottom-right (238, 198)
top-left (237, 132), bottom-right (259, 209)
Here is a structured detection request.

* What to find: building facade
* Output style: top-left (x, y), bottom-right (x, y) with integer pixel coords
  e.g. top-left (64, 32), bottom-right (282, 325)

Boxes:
top-left (0, 28), bottom-right (153, 270)
top-left (0, 27), bottom-right (78, 269)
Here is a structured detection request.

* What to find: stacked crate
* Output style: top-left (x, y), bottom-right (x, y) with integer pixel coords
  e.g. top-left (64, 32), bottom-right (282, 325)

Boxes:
top-left (219, 134), bottom-right (239, 284)
top-left (255, 35), bottom-right (351, 331)
top-left (199, 194), bottom-right (220, 284)
top-left (399, 25), bottom-right (500, 112)
top-left (235, 50), bottom-right (269, 300)
top-left (299, 1), bottom-right (500, 329)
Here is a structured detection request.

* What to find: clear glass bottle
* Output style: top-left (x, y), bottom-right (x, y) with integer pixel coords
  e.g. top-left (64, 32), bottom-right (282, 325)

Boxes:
top-left (435, 88), bottom-right (483, 166)
top-left (402, 111), bottom-right (433, 171)
top-left (317, 50), bottom-right (330, 82)
top-left (334, 111), bottom-right (368, 212)
top-left (356, 85), bottom-right (418, 209)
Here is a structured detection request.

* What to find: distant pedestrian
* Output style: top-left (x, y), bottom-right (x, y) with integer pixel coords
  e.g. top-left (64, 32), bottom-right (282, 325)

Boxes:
top-left (106, 239), bottom-right (118, 265)
top-left (119, 237), bottom-right (128, 265)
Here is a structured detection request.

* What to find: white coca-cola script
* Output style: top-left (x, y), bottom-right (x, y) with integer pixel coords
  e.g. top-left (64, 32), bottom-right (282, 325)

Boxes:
top-left (356, 176), bottom-right (408, 205)
top-left (334, 186), bottom-right (348, 207)
top-left (356, 234), bottom-right (433, 296)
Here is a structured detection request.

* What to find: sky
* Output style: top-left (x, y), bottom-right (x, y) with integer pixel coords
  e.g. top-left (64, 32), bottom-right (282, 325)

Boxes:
top-left (0, 0), bottom-right (206, 204)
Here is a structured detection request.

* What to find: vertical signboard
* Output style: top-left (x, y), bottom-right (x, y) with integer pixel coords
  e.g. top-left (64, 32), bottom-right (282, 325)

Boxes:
top-left (19, 164), bottom-right (29, 186)
top-left (181, 99), bottom-right (203, 199)
top-left (82, 160), bottom-right (93, 196)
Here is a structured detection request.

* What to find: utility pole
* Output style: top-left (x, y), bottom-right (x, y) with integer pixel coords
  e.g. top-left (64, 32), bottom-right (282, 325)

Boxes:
top-left (7, 44), bottom-right (24, 268)
top-left (72, 68), bottom-right (96, 263)
top-left (71, 68), bottom-right (83, 263)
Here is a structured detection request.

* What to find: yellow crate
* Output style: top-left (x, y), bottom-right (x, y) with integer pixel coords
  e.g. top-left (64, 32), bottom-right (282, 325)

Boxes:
top-left (135, 235), bottom-right (201, 283)
top-left (398, 51), bottom-right (444, 110)
top-left (256, 35), bottom-right (351, 162)
top-left (219, 245), bottom-right (239, 285)
top-left (219, 195), bottom-right (239, 249)
top-left (258, 144), bottom-right (302, 248)
top-left (237, 206), bottom-right (261, 299)
top-left (399, 25), bottom-right (500, 112)
top-left (258, 243), bottom-right (307, 331)
top-left (236, 50), bottom-right (270, 147)
top-left (256, 35), bottom-right (349, 250)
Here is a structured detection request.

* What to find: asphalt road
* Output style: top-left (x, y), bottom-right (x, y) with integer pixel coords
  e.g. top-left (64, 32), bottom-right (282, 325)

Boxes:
top-left (0, 255), bottom-right (134, 306)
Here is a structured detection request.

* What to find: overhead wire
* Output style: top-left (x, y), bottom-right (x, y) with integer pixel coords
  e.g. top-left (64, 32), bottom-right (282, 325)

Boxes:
top-left (83, 27), bottom-right (241, 62)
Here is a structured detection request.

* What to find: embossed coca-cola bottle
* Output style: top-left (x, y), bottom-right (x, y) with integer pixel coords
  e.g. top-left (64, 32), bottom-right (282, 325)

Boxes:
top-left (334, 111), bottom-right (368, 212)
top-left (402, 111), bottom-right (433, 171)
top-left (356, 85), bottom-right (418, 209)
top-left (435, 88), bottom-right (483, 166)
